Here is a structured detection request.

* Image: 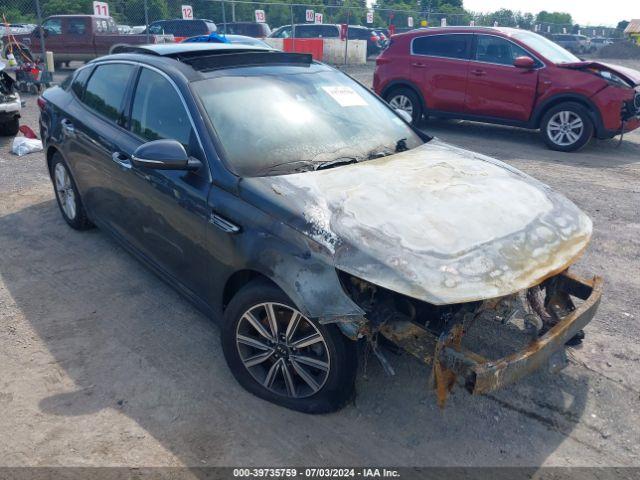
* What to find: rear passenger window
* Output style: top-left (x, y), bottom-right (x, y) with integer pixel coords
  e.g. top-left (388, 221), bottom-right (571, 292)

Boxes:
top-left (412, 34), bottom-right (471, 59)
top-left (82, 64), bottom-right (134, 122)
top-left (130, 69), bottom-right (197, 156)
top-left (70, 66), bottom-right (92, 97)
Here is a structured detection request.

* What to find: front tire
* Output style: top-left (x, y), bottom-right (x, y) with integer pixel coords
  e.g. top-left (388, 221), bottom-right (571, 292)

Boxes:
top-left (51, 153), bottom-right (93, 230)
top-left (222, 280), bottom-right (357, 413)
top-left (385, 87), bottom-right (423, 124)
top-left (541, 102), bottom-right (594, 152)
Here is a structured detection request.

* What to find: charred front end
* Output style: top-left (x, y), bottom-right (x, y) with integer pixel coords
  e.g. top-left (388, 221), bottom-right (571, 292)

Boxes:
top-left (338, 269), bottom-right (602, 406)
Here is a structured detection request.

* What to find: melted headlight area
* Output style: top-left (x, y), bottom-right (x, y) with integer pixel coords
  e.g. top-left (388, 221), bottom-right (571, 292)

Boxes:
top-left (337, 269), bottom-right (594, 406)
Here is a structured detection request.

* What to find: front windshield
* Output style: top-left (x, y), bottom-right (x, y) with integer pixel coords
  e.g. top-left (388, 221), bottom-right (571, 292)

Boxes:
top-left (512, 31), bottom-right (580, 64)
top-left (193, 66), bottom-right (423, 177)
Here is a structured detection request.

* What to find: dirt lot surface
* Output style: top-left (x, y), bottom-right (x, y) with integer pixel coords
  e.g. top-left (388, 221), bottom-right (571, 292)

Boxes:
top-left (1, 60), bottom-right (640, 469)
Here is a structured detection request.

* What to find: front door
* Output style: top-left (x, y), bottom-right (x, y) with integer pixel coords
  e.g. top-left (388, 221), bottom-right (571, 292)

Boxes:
top-left (464, 35), bottom-right (540, 122)
top-left (113, 67), bottom-right (212, 301)
top-left (410, 33), bottom-right (472, 113)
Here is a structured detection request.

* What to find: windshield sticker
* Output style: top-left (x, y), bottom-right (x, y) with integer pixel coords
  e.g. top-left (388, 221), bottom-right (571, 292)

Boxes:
top-left (321, 86), bottom-right (368, 107)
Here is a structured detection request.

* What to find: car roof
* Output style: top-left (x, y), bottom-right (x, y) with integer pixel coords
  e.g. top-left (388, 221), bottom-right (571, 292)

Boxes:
top-left (397, 26), bottom-right (527, 38)
top-left (111, 42), bottom-right (273, 56)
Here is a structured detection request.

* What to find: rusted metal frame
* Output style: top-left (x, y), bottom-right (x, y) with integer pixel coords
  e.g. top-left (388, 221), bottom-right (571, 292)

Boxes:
top-left (441, 273), bottom-right (603, 395)
top-left (378, 272), bottom-right (603, 405)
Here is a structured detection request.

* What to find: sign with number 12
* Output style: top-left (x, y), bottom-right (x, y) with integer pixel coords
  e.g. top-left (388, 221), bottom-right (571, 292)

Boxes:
top-left (182, 5), bottom-right (194, 20)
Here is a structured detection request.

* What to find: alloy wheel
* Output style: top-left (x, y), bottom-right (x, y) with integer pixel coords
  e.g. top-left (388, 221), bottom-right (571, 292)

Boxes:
top-left (388, 94), bottom-right (414, 116)
top-left (235, 302), bottom-right (331, 399)
top-left (54, 163), bottom-right (77, 220)
top-left (546, 111), bottom-right (584, 147)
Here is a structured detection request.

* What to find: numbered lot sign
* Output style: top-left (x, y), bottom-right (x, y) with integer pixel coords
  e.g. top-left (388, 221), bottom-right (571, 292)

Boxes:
top-left (407, 16), bottom-right (413, 27)
top-left (93, 1), bottom-right (109, 18)
top-left (306, 10), bottom-right (314, 22)
top-left (315, 13), bottom-right (323, 24)
top-left (366, 11), bottom-right (374, 24)
top-left (254, 10), bottom-right (266, 23)
top-left (182, 5), bottom-right (194, 20)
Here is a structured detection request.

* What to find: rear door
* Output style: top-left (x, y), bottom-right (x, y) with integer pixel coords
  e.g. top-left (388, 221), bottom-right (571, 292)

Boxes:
top-left (464, 34), bottom-right (540, 122)
top-left (65, 62), bottom-right (138, 230)
top-left (410, 33), bottom-right (472, 112)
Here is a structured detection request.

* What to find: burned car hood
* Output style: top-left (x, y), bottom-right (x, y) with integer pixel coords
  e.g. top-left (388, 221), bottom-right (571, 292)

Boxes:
top-left (559, 61), bottom-right (640, 86)
top-left (241, 140), bottom-right (592, 305)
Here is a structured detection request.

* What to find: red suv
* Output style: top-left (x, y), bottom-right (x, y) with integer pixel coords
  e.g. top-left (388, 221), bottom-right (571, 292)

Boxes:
top-left (374, 27), bottom-right (640, 151)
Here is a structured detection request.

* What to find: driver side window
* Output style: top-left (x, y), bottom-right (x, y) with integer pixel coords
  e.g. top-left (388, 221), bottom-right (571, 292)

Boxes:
top-left (129, 68), bottom-right (199, 158)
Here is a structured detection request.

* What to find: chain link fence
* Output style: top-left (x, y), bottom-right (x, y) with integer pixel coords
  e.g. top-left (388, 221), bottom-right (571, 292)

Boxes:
top-left (0, 0), bottom-right (627, 73)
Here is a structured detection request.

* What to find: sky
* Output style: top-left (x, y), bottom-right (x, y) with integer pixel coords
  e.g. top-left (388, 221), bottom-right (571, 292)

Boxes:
top-left (462, 0), bottom-right (636, 27)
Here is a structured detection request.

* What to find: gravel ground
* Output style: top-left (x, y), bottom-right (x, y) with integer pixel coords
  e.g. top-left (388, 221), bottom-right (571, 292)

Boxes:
top-left (1, 60), bottom-right (639, 470)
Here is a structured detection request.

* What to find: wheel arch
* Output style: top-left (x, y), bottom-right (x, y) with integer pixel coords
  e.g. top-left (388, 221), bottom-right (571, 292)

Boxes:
top-left (222, 269), bottom-right (278, 312)
top-left (532, 94), bottom-right (604, 135)
top-left (380, 80), bottom-right (426, 109)
top-left (46, 145), bottom-right (62, 176)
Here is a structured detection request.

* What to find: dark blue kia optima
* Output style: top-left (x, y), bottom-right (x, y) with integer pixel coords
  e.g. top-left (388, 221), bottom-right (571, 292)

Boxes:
top-left (40, 43), bottom-right (602, 413)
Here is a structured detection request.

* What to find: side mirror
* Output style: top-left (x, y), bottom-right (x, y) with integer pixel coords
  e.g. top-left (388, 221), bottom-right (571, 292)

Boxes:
top-left (395, 108), bottom-right (412, 123)
top-left (514, 56), bottom-right (535, 69)
top-left (131, 139), bottom-right (200, 170)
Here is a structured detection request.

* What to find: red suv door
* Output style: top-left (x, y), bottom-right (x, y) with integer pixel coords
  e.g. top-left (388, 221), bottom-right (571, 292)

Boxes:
top-left (465, 34), bottom-right (540, 122)
top-left (410, 33), bottom-right (472, 112)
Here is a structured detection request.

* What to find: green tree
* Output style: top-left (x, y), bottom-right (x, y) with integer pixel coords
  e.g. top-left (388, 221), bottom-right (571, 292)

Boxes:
top-left (617, 20), bottom-right (630, 32)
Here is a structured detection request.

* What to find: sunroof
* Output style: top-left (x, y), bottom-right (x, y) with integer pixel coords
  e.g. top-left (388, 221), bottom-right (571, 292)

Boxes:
top-left (178, 51), bottom-right (313, 71)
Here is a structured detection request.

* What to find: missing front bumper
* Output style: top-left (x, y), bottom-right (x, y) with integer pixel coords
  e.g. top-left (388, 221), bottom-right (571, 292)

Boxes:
top-left (379, 271), bottom-right (603, 406)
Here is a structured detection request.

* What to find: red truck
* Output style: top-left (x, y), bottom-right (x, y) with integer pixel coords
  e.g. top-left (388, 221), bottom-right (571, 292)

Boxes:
top-left (2, 15), bottom-right (173, 68)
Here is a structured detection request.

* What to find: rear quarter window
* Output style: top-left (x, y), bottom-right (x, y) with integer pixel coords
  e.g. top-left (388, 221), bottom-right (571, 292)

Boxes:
top-left (412, 34), bottom-right (471, 60)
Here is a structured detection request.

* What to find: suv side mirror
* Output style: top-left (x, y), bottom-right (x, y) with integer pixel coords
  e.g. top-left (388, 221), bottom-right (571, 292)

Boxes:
top-left (131, 139), bottom-right (200, 170)
top-left (514, 56), bottom-right (535, 69)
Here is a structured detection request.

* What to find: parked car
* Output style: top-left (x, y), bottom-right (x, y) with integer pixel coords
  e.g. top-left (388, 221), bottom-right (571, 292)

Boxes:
top-left (117, 25), bottom-right (132, 35)
top-left (145, 19), bottom-right (217, 42)
top-left (590, 37), bottom-right (614, 50)
top-left (269, 24), bottom-right (381, 55)
top-left (2, 15), bottom-right (173, 67)
top-left (40, 42), bottom-right (603, 413)
top-left (217, 22), bottom-right (271, 38)
top-left (374, 27), bottom-right (640, 151)
top-left (551, 33), bottom-right (590, 54)
top-left (0, 65), bottom-right (21, 135)
top-left (347, 26), bottom-right (383, 56)
top-left (182, 33), bottom-right (273, 48)
top-left (269, 23), bottom-right (340, 39)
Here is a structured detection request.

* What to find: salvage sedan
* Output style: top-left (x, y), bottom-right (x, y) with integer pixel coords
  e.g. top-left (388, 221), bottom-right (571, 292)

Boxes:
top-left (39, 43), bottom-right (602, 413)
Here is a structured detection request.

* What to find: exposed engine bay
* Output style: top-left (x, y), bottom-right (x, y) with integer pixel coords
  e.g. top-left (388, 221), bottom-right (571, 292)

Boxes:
top-left (337, 269), bottom-right (601, 406)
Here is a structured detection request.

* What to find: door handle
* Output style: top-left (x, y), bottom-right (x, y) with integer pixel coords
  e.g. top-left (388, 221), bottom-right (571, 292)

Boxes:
top-left (209, 212), bottom-right (240, 233)
top-left (111, 151), bottom-right (132, 170)
top-left (61, 118), bottom-right (75, 135)
top-left (471, 69), bottom-right (486, 76)
top-left (411, 62), bottom-right (427, 68)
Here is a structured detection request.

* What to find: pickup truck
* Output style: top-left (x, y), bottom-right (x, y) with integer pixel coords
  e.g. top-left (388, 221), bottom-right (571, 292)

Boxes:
top-left (2, 15), bottom-right (173, 67)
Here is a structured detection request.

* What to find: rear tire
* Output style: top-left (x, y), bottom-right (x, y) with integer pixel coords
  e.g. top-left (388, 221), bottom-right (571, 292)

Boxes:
top-left (541, 102), bottom-right (594, 152)
top-left (222, 279), bottom-right (357, 413)
top-left (50, 153), bottom-right (93, 230)
top-left (0, 116), bottom-right (19, 136)
top-left (385, 87), bottom-right (423, 124)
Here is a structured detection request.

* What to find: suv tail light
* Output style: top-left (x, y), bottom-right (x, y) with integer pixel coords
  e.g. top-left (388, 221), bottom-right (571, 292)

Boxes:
top-left (37, 96), bottom-right (47, 111)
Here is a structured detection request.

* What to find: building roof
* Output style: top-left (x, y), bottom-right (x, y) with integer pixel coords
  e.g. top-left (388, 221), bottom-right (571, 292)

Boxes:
top-left (624, 20), bottom-right (640, 34)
